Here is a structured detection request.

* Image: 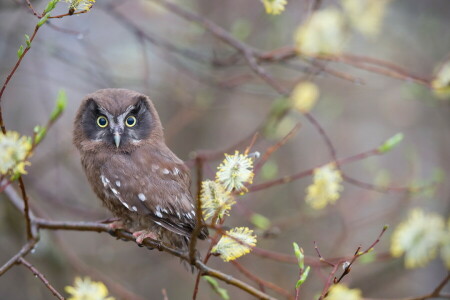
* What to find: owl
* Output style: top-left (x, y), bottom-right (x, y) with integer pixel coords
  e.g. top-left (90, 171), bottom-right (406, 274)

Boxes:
top-left (73, 88), bottom-right (208, 249)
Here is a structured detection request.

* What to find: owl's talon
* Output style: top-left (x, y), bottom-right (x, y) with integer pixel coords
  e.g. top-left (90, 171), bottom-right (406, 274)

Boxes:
top-left (108, 220), bottom-right (124, 230)
top-left (133, 230), bottom-right (157, 244)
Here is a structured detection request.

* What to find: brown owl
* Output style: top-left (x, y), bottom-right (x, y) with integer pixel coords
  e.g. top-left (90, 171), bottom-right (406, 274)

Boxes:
top-left (73, 88), bottom-right (208, 248)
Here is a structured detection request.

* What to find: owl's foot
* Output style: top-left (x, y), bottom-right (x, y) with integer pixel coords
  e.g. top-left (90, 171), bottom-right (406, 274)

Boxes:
top-left (133, 230), bottom-right (158, 244)
top-left (107, 220), bottom-right (125, 230)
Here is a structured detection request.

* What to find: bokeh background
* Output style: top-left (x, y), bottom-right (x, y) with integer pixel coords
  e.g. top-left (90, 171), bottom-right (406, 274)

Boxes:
top-left (1, 0), bottom-right (449, 299)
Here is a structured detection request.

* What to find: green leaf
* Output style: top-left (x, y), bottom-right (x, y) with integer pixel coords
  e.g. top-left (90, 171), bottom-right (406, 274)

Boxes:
top-left (24, 34), bottom-right (31, 47)
top-left (293, 242), bottom-right (304, 269)
top-left (204, 276), bottom-right (230, 300)
top-left (377, 133), bottom-right (404, 153)
top-left (50, 89), bottom-right (67, 121)
top-left (296, 266), bottom-right (310, 288)
top-left (34, 126), bottom-right (47, 144)
top-left (17, 45), bottom-right (24, 59)
top-left (250, 213), bottom-right (271, 230)
top-left (37, 12), bottom-right (50, 28)
top-left (44, 0), bottom-right (58, 14)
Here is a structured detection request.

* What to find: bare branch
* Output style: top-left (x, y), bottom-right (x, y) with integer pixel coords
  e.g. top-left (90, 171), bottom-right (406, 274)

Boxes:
top-left (18, 258), bottom-right (65, 300)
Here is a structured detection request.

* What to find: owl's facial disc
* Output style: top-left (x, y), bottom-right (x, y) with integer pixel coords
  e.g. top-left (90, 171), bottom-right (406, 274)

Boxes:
top-left (82, 97), bottom-right (152, 149)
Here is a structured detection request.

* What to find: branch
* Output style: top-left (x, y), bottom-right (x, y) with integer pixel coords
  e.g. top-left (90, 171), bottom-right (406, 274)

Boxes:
top-left (316, 226), bottom-right (389, 300)
top-left (0, 25), bottom-right (40, 133)
top-left (231, 260), bottom-right (294, 300)
top-left (18, 258), bottom-right (65, 300)
top-left (18, 177), bottom-right (34, 240)
top-left (189, 155), bottom-right (204, 264)
top-left (195, 260), bottom-right (277, 300)
top-left (3, 184), bottom-right (276, 300)
top-left (0, 240), bottom-right (37, 276)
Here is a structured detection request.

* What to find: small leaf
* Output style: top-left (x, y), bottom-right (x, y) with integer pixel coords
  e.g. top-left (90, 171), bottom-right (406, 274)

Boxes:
top-left (24, 34), bottom-right (31, 47)
top-left (204, 276), bottom-right (230, 300)
top-left (44, 0), bottom-right (58, 13)
top-left (50, 89), bottom-right (67, 121)
top-left (17, 45), bottom-right (24, 59)
top-left (296, 266), bottom-right (310, 288)
top-left (34, 126), bottom-right (47, 144)
top-left (37, 12), bottom-right (50, 28)
top-left (293, 242), bottom-right (304, 269)
top-left (250, 213), bottom-right (271, 230)
top-left (377, 133), bottom-right (404, 153)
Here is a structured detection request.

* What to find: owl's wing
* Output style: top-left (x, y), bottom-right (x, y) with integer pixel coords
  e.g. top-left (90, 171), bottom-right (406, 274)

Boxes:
top-left (100, 149), bottom-right (208, 239)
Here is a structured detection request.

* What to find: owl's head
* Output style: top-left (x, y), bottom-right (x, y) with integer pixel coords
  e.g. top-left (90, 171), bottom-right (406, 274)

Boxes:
top-left (73, 89), bottom-right (164, 153)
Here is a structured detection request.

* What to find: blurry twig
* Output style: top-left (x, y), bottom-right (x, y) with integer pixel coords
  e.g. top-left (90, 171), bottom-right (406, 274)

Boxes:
top-left (0, 25), bottom-right (40, 133)
top-left (231, 260), bottom-right (294, 300)
top-left (254, 122), bottom-right (302, 174)
top-left (316, 226), bottom-right (388, 300)
top-left (363, 272), bottom-right (450, 300)
top-left (162, 288), bottom-right (169, 300)
top-left (257, 47), bottom-right (432, 88)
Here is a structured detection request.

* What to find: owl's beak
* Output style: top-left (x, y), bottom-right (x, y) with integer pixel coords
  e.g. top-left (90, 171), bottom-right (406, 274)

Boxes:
top-left (114, 132), bottom-right (121, 148)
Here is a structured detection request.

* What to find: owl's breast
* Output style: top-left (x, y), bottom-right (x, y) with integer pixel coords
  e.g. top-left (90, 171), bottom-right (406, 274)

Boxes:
top-left (80, 153), bottom-right (128, 217)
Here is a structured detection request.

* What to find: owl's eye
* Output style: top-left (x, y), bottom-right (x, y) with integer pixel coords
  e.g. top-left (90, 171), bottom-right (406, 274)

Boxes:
top-left (97, 116), bottom-right (108, 128)
top-left (125, 116), bottom-right (137, 127)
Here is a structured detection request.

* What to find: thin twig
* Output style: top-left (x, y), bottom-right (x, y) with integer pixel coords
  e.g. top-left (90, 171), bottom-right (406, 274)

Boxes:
top-left (18, 258), bottom-right (65, 300)
top-left (316, 226), bottom-right (389, 299)
top-left (195, 260), bottom-right (277, 300)
top-left (18, 177), bottom-right (34, 240)
top-left (363, 272), bottom-right (450, 300)
top-left (254, 122), bottom-right (302, 174)
top-left (0, 25), bottom-right (39, 133)
top-left (249, 149), bottom-right (379, 193)
top-left (0, 240), bottom-right (37, 276)
top-left (231, 261), bottom-right (294, 299)
top-left (189, 155), bottom-right (204, 264)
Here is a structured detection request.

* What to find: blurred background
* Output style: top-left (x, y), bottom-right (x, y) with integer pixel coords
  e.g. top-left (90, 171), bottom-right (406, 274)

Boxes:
top-left (0, 0), bottom-right (449, 299)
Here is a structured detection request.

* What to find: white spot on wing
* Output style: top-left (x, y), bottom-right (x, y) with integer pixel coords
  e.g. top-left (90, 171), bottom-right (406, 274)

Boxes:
top-left (132, 206), bottom-right (137, 211)
top-left (122, 202), bottom-right (129, 209)
top-left (111, 188), bottom-right (119, 195)
top-left (138, 193), bottom-right (146, 201)
top-left (173, 168), bottom-right (179, 175)
top-left (115, 181), bottom-right (121, 187)
top-left (100, 175), bottom-right (110, 187)
top-left (162, 168), bottom-right (170, 175)
top-left (155, 210), bottom-right (163, 218)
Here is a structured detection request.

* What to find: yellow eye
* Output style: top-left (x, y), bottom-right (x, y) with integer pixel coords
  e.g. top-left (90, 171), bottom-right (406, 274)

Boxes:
top-left (125, 116), bottom-right (137, 127)
top-left (97, 116), bottom-right (108, 128)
